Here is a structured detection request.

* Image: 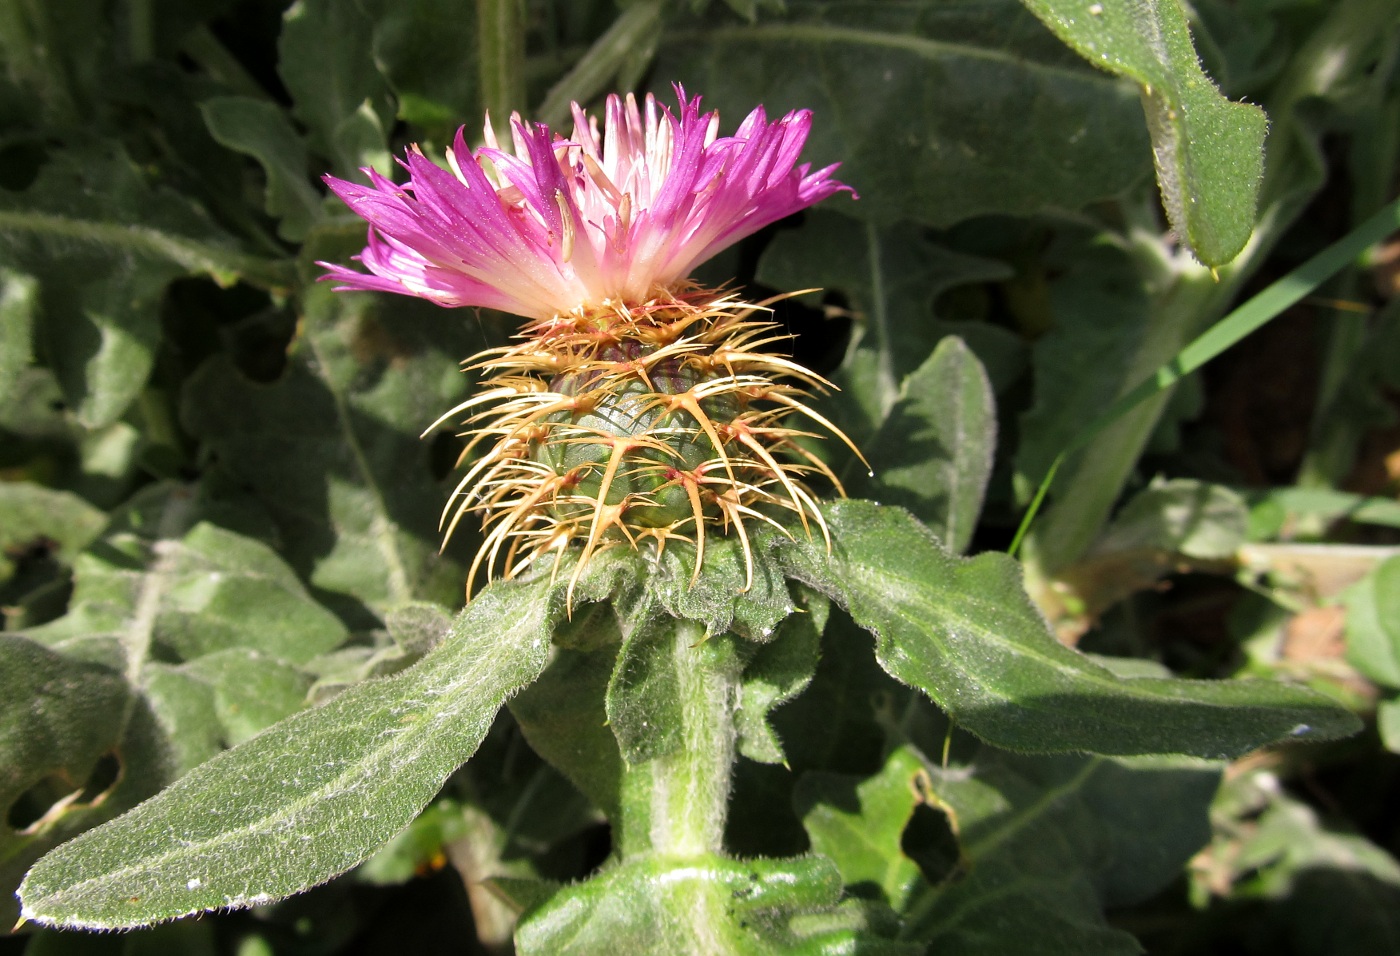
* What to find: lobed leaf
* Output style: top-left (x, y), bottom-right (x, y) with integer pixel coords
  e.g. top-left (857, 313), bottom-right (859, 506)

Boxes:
top-left (0, 147), bottom-right (256, 428)
top-left (795, 746), bottom-right (928, 912)
top-left (758, 212), bottom-right (1018, 437)
top-left (0, 637), bottom-right (170, 930)
top-left (904, 747), bottom-right (1219, 950)
top-left (0, 482), bottom-right (106, 582)
top-left (0, 269), bottom-right (38, 399)
top-left (1344, 555), bottom-right (1400, 689)
top-left (278, 0), bottom-right (392, 175)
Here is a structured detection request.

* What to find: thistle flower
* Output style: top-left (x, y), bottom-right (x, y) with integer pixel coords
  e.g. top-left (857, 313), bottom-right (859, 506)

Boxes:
top-left (324, 88), bottom-right (861, 596)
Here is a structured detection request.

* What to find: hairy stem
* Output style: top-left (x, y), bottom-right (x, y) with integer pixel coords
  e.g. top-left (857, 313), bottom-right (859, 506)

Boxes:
top-left (478, 0), bottom-right (527, 144)
top-left (616, 622), bottom-right (741, 859)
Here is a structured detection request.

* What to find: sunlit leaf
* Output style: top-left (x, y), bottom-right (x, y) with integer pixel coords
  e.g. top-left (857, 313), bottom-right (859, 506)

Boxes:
top-left (778, 500), bottom-right (1361, 756)
top-left (1344, 555), bottom-right (1400, 688)
top-left (18, 566), bottom-right (584, 929)
top-left (1021, 0), bottom-right (1266, 265)
top-left (515, 852), bottom-right (915, 955)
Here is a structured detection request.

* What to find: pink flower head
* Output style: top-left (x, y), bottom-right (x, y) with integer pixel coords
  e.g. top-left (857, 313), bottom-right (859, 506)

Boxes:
top-left (321, 87), bottom-right (852, 320)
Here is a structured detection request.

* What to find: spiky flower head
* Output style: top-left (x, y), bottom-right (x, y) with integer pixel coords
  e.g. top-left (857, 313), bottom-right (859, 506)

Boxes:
top-left (324, 88), bottom-right (860, 595)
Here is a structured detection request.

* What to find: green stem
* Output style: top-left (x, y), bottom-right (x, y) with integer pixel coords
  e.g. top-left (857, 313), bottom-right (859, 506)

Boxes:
top-left (127, 0), bottom-right (154, 63)
top-left (536, 0), bottom-right (666, 128)
top-left (478, 0), bottom-right (527, 142)
top-left (616, 621), bottom-right (740, 859)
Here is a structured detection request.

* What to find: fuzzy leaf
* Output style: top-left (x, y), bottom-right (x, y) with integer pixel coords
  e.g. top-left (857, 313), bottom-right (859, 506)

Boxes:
top-left (0, 637), bottom-right (171, 930)
top-left (1020, 0), bottom-right (1267, 265)
top-left (1205, 770), bottom-right (1400, 956)
top-left (663, 0), bottom-right (1151, 228)
top-left (1093, 478), bottom-right (1248, 560)
top-left (758, 212), bottom-right (1018, 434)
top-left (795, 746), bottom-right (928, 911)
top-left (510, 638), bottom-right (625, 818)
top-left (278, 0), bottom-right (392, 175)
top-left (18, 569), bottom-right (574, 929)
top-left (777, 500), bottom-right (1361, 756)
top-left (370, 0), bottom-right (481, 133)
top-left (515, 852), bottom-right (916, 955)
top-left (1013, 231), bottom-right (1154, 504)
top-left (0, 482), bottom-right (106, 582)
top-left (23, 488), bottom-right (349, 670)
top-left (735, 587), bottom-right (827, 765)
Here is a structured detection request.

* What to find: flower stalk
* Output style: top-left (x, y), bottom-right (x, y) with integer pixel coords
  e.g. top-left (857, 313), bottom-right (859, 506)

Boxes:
top-left (615, 622), bottom-right (742, 859)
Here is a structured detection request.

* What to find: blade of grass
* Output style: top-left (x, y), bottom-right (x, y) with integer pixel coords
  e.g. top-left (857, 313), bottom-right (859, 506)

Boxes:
top-left (1009, 195), bottom-right (1400, 558)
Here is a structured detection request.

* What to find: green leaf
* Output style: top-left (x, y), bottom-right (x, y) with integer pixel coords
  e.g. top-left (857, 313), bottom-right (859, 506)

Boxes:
top-left (1020, 0), bottom-right (1266, 265)
top-left (735, 587), bottom-right (827, 765)
top-left (278, 0), bottom-right (392, 175)
top-left (510, 638), bottom-right (625, 818)
top-left (515, 852), bottom-right (915, 955)
top-left (180, 282), bottom-right (479, 619)
top-left (0, 482), bottom-right (106, 581)
top-left (1343, 555), bottom-right (1400, 688)
top-left (171, 648), bottom-right (312, 747)
top-left (903, 748), bottom-right (1219, 950)
top-left (1204, 768), bottom-right (1400, 956)
top-left (795, 746), bottom-right (927, 912)
top-left (1379, 698), bottom-right (1400, 754)
top-left (9, 483), bottom-right (348, 788)
top-left (662, 0), bottom-right (1151, 228)
top-left (369, 0), bottom-right (480, 134)
top-left (1244, 486), bottom-right (1400, 540)
top-left (1013, 230), bottom-right (1153, 505)
top-left (1055, 478), bottom-right (1249, 622)
top-left (606, 620), bottom-right (745, 767)
top-left (852, 336), bottom-right (997, 553)
top-left (24, 489), bottom-right (349, 669)
top-left (200, 96), bottom-right (323, 242)
top-left (646, 532), bottom-right (797, 641)
top-left (17, 567), bottom-right (581, 929)
top-left (1094, 478), bottom-right (1248, 561)
top-left (777, 500), bottom-right (1361, 756)
top-left (0, 147), bottom-right (259, 427)
top-left (0, 268), bottom-right (38, 398)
